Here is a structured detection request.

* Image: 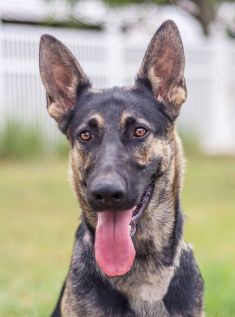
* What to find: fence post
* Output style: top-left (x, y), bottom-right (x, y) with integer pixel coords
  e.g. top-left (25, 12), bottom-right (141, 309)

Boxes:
top-left (105, 31), bottom-right (124, 87)
top-left (202, 39), bottom-right (232, 154)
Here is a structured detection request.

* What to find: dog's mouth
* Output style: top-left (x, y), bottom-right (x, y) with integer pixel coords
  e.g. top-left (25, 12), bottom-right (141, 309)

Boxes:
top-left (129, 182), bottom-right (154, 237)
top-left (95, 182), bottom-right (154, 277)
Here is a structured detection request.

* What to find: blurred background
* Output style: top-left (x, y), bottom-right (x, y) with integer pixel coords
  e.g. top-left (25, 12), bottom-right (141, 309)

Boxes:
top-left (0, 0), bottom-right (234, 316)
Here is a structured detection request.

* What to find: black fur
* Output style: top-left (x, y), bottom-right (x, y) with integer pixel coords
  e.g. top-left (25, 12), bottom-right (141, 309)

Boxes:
top-left (164, 248), bottom-right (204, 316)
top-left (160, 197), bottom-right (184, 266)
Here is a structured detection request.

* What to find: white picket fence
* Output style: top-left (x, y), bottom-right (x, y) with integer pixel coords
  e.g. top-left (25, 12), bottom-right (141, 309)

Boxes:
top-left (0, 23), bottom-right (235, 154)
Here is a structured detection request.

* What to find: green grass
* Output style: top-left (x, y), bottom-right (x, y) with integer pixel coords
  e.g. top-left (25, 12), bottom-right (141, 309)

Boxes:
top-left (183, 155), bottom-right (235, 317)
top-left (0, 155), bottom-right (235, 317)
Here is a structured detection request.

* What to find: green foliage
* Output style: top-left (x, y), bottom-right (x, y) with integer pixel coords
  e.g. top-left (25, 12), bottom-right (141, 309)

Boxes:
top-left (103, 0), bottom-right (170, 5)
top-left (0, 121), bottom-right (71, 160)
top-left (44, 0), bottom-right (80, 6)
top-left (42, 17), bottom-right (103, 30)
top-left (0, 121), bottom-right (45, 160)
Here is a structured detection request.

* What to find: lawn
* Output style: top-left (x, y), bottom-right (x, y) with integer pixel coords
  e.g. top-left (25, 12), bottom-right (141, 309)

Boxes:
top-left (0, 155), bottom-right (235, 317)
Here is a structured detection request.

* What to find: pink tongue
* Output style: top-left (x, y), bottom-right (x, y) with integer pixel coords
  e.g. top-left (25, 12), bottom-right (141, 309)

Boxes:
top-left (95, 208), bottom-right (136, 277)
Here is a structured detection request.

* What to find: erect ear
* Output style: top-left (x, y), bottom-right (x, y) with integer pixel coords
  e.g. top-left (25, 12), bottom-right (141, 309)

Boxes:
top-left (39, 34), bottom-right (90, 132)
top-left (137, 20), bottom-right (187, 120)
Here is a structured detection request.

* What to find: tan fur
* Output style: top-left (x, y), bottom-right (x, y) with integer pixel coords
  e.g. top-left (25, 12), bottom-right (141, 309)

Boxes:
top-left (90, 113), bottom-right (105, 129)
top-left (119, 111), bottom-right (133, 128)
top-left (125, 242), bottom-right (186, 317)
top-left (47, 101), bottom-right (67, 121)
top-left (69, 146), bottom-right (97, 227)
top-left (61, 281), bottom-right (76, 317)
top-left (168, 82), bottom-right (187, 106)
top-left (120, 111), bottom-right (152, 131)
top-left (148, 68), bottom-right (187, 109)
top-left (135, 135), bottom-right (172, 169)
top-left (61, 280), bottom-right (100, 317)
top-left (139, 132), bottom-right (182, 251)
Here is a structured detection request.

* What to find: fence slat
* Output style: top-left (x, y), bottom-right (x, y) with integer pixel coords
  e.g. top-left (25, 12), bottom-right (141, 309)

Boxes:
top-left (0, 24), bottom-right (235, 154)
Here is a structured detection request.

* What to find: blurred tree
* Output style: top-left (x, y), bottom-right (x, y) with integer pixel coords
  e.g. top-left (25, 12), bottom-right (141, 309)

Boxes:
top-left (103, 0), bottom-right (235, 36)
top-left (43, 0), bottom-right (103, 29)
top-left (46, 0), bottom-right (79, 6)
top-left (46, 0), bottom-right (235, 35)
top-left (175, 0), bottom-right (235, 36)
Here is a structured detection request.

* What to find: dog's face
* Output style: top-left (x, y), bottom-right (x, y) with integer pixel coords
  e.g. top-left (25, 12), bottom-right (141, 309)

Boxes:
top-left (39, 20), bottom-right (186, 277)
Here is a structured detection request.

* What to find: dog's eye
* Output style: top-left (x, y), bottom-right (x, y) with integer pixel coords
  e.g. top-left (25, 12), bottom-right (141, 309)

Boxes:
top-left (79, 130), bottom-right (92, 142)
top-left (133, 127), bottom-right (148, 138)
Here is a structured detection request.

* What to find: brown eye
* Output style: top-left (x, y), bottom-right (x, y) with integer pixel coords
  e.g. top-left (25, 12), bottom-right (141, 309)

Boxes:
top-left (133, 127), bottom-right (148, 138)
top-left (80, 130), bottom-right (92, 141)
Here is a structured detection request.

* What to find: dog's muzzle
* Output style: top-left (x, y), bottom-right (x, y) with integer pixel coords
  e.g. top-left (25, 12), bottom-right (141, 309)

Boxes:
top-left (89, 175), bottom-right (154, 277)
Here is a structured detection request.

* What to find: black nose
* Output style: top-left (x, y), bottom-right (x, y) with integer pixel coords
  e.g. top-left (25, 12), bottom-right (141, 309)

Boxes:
top-left (90, 180), bottom-right (126, 209)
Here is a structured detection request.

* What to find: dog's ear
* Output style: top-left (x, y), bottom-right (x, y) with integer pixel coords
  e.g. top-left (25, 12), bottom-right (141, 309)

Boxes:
top-left (39, 34), bottom-right (90, 132)
top-left (137, 20), bottom-right (186, 120)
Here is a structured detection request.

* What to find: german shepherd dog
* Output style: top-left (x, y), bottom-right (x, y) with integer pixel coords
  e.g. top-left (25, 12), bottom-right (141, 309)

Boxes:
top-left (39, 20), bottom-right (204, 317)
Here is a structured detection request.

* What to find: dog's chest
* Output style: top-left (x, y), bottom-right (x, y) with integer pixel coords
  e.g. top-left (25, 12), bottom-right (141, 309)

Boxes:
top-left (120, 265), bottom-right (175, 316)
top-left (128, 300), bottom-right (170, 317)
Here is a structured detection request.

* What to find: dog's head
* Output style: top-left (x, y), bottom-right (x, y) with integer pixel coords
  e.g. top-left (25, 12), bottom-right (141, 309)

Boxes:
top-left (39, 20), bottom-right (186, 277)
